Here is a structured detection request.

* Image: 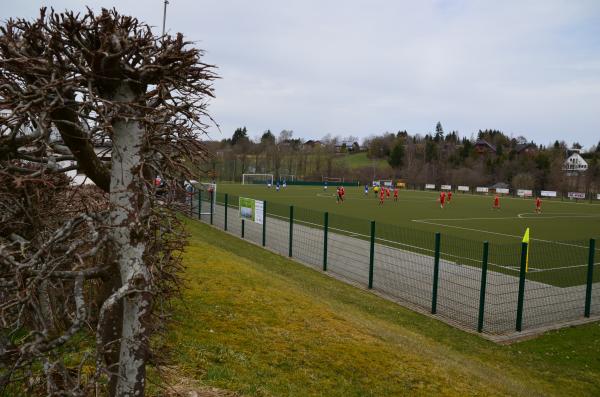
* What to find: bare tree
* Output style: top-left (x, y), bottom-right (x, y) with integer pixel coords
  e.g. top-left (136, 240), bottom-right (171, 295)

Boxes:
top-left (0, 8), bottom-right (216, 396)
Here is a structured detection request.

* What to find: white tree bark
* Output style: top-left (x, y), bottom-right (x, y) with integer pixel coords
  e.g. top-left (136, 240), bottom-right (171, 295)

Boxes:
top-left (109, 85), bottom-right (152, 397)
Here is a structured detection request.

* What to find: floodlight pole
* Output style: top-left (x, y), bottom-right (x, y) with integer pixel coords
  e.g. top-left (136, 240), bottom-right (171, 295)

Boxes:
top-left (162, 0), bottom-right (170, 36)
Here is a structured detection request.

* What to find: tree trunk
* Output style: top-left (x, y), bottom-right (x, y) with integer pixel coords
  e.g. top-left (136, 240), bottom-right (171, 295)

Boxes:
top-left (109, 85), bottom-right (152, 397)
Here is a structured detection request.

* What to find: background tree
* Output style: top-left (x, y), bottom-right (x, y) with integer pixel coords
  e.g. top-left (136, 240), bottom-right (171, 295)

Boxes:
top-left (0, 8), bottom-right (216, 396)
top-left (388, 141), bottom-right (405, 169)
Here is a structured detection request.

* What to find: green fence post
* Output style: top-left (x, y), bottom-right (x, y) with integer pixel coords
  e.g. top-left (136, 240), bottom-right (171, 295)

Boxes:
top-left (516, 241), bottom-right (528, 331)
top-left (224, 193), bottom-right (228, 231)
top-left (262, 201), bottom-right (267, 247)
top-left (323, 212), bottom-right (329, 271)
top-left (368, 220), bottom-right (376, 289)
top-left (198, 189), bottom-right (202, 219)
top-left (210, 191), bottom-right (214, 225)
top-left (477, 241), bottom-right (489, 333)
top-left (431, 232), bottom-right (441, 314)
top-left (584, 238), bottom-right (596, 317)
top-left (288, 205), bottom-right (294, 257)
top-left (241, 219), bottom-right (245, 238)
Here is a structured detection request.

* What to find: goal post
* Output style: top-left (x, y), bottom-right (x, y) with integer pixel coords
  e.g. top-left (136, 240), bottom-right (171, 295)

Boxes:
top-left (242, 173), bottom-right (274, 185)
top-left (279, 174), bottom-right (295, 182)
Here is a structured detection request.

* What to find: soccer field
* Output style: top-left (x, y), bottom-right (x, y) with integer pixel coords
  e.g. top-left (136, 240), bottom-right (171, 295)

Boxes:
top-left (217, 184), bottom-right (600, 242)
top-left (213, 184), bottom-right (600, 287)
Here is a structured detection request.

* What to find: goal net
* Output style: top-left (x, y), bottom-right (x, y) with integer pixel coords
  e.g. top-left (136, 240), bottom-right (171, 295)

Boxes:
top-left (242, 173), bottom-right (274, 185)
top-left (279, 174), bottom-right (295, 182)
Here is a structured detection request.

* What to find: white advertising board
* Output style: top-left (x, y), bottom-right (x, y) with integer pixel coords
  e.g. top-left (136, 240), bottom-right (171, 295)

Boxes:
top-left (425, 184), bottom-right (436, 190)
top-left (517, 189), bottom-right (533, 197)
top-left (476, 187), bottom-right (489, 193)
top-left (541, 190), bottom-right (557, 197)
top-left (568, 192), bottom-right (585, 199)
top-left (441, 185), bottom-right (452, 190)
top-left (458, 185), bottom-right (470, 192)
top-left (496, 188), bottom-right (509, 194)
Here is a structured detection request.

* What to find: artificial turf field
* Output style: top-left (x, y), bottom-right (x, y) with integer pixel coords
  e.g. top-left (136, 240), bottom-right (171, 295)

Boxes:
top-left (215, 184), bottom-right (600, 287)
top-left (217, 184), bottom-right (600, 243)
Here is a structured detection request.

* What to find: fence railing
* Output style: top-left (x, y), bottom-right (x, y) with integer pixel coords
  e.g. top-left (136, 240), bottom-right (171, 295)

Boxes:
top-left (188, 189), bottom-right (600, 337)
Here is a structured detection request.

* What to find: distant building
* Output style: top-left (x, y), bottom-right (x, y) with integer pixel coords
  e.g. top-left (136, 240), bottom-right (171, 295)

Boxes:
top-left (303, 140), bottom-right (324, 149)
top-left (515, 142), bottom-right (537, 156)
top-left (335, 141), bottom-right (359, 152)
top-left (563, 149), bottom-right (588, 173)
top-left (474, 139), bottom-right (496, 154)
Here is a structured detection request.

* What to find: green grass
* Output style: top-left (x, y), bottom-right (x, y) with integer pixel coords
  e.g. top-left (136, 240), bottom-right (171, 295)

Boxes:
top-left (155, 219), bottom-right (600, 396)
top-left (333, 151), bottom-right (391, 170)
top-left (214, 185), bottom-right (600, 286)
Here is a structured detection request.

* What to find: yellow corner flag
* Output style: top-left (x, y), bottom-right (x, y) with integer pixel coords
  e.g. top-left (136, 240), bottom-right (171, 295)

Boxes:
top-left (522, 228), bottom-right (530, 272)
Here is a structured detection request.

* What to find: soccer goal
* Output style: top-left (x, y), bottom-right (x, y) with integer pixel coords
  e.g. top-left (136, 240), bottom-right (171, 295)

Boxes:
top-left (242, 173), bottom-right (274, 185)
top-left (198, 182), bottom-right (217, 215)
top-left (279, 174), bottom-right (295, 182)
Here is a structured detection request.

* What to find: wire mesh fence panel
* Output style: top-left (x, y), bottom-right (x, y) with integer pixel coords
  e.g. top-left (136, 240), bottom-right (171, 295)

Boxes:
top-left (434, 234), bottom-right (484, 330)
top-left (481, 242), bottom-right (522, 334)
top-left (292, 207), bottom-right (324, 270)
top-left (265, 202), bottom-right (291, 257)
top-left (225, 194), bottom-right (242, 237)
top-left (372, 223), bottom-right (435, 311)
top-left (325, 213), bottom-right (371, 286)
top-left (211, 192), bottom-right (227, 230)
top-left (521, 239), bottom-right (590, 330)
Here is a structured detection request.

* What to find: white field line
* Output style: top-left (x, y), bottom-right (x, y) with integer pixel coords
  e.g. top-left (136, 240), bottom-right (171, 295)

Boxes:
top-left (411, 219), bottom-right (595, 249)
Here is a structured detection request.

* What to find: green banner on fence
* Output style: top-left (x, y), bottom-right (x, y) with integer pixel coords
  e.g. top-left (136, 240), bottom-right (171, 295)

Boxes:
top-left (239, 196), bottom-right (264, 224)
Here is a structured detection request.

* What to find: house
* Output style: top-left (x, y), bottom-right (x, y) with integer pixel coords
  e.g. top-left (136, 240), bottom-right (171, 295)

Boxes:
top-left (515, 142), bottom-right (537, 156)
top-left (563, 149), bottom-right (588, 173)
top-left (474, 139), bottom-right (496, 154)
top-left (303, 140), bottom-right (324, 149)
top-left (335, 141), bottom-right (359, 152)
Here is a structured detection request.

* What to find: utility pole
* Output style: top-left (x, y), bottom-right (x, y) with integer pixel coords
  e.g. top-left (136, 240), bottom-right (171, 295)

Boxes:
top-left (162, 0), bottom-right (169, 36)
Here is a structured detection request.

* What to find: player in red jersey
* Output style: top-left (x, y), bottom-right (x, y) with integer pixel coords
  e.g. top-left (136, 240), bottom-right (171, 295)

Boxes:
top-left (379, 187), bottom-right (385, 205)
top-left (535, 196), bottom-right (542, 214)
top-left (493, 194), bottom-right (500, 210)
top-left (393, 187), bottom-right (399, 202)
top-left (447, 191), bottom-right (453, 203)
top-left (440, 191), bottom-right (446, 208)
top-left (386, 187), bottom-right (391, 198)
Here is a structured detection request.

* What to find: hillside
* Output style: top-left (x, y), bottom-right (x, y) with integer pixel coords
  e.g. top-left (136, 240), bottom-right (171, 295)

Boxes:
top-left (153, 219), bottom-right (600, 396)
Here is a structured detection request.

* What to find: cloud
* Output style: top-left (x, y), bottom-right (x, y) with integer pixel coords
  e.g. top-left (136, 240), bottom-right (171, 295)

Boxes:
top-left (3, 0), bottom-right (600, 146)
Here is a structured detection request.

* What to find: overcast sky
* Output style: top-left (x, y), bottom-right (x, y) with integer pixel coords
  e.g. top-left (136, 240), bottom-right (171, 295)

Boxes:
top-left (5, 1), bottom-right (600, 147)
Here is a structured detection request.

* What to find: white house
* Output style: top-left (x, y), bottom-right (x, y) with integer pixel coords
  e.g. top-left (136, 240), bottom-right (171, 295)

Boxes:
top-left (563, 150), bottom-right (588, 173)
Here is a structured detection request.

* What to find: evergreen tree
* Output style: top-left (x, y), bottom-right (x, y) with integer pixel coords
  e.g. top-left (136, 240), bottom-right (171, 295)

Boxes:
top-left (434, 122), bottom-right (444, 142)
top-left (260, 130), bottom-right (275, 146)
top-left (231, 126), bottom-right (248, 146)
top-left (388, 142), bottom-right (405, 168)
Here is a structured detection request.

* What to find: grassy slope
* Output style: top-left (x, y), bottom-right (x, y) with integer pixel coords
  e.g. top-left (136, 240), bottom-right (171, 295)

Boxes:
top-left (156, 219), bottom-right (600, 397)
top-left (334, 151), bottom-right (391, 170)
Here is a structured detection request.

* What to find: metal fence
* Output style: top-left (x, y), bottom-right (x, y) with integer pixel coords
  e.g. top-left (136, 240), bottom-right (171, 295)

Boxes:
top-left (188, 189), bottom-right (600, 337)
